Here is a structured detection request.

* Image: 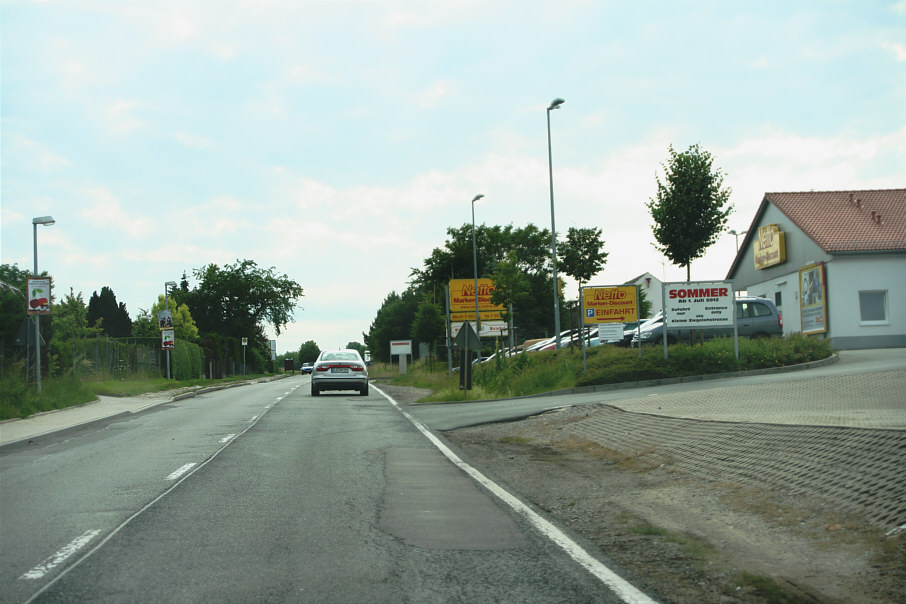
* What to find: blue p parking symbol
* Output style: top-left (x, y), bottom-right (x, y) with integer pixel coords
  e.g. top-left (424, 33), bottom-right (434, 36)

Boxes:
top-left (586, 309), bottom-right (595, 318)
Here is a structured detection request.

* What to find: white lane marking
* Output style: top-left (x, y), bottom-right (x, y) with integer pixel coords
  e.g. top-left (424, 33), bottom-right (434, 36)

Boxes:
top-left (374, 385), bottom-right (658, 604)
top-left (165, 463), bottom-right (197, 481)
top-left (219, 434), bottom-right (236, 444)
top-left (20, 529), bottom-right (102, 580)
top-left (250, 415), bottom-right (259, 422)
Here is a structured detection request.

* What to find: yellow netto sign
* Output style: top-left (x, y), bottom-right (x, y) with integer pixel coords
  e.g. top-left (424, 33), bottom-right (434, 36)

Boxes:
top-left (754, 224), bottom-right (786, 270)
top-left (582, 285), bottom-right (639, 324)
top-left (449, 278), bottom-right (504, 313)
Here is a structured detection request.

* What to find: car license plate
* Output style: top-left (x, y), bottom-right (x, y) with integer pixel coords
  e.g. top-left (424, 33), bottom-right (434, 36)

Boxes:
top-left (331, 367), bottom-right (349, 373)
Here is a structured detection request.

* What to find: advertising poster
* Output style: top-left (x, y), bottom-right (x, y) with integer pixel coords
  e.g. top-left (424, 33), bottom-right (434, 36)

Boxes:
top-left (663, 281), bottom-right (735, 327)
top-left (448, 279), bottom-right (507, 336)
top-left (161, 329), bottom-right (175, 350)
top-left (157, 309), bottom-right (173, 329)
top-left (582, 285), bottom-right (639, 324)
top-left (799, 263), bottom-right (828, 334)
top-left (26, 278), bottom-right (52, 315)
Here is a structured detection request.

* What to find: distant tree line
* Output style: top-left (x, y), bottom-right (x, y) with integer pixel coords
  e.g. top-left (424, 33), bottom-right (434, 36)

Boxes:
top-left (0, 258), bottom-right (304, 380)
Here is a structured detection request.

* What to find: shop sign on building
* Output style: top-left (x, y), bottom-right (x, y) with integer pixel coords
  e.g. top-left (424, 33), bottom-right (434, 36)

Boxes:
top-left (754, 224), bottom-right (786, 270)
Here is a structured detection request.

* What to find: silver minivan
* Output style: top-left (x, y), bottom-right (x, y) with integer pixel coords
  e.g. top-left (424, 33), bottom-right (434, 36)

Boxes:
top-left (632, 297), bottom-right (783, 345)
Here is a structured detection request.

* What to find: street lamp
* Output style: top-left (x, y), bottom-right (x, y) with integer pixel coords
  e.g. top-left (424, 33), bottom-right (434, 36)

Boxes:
top-left (32, 216), bottom-right (55, 394)
top-left (164, 280), bottom-right (177, 379)
top-left (547, 97), bottom-right (565, 348)
top-left (729, 229), bottom-right (748, 253)
top-left (471, 194), bottom-right (484, 341)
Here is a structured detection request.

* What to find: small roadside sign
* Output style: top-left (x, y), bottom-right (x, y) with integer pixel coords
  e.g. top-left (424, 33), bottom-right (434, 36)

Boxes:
top-left (453, 321), bottom-right (481, 350)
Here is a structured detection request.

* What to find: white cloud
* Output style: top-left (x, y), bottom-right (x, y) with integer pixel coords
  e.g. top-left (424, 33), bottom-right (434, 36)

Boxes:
top-left (882, 41), bottom-right (906, 62)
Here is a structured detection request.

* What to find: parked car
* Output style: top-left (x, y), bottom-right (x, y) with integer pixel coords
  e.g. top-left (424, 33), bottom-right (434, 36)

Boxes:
top-left (631, 297), bottom-right (782, 345)
top-left (311, 349), bottom-right (369, 396)
top-left (300, 362), bottom-right (313, 374)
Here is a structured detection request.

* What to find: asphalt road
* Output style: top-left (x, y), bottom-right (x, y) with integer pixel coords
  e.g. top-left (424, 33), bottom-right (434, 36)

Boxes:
top-left (1, 376), bottom-right (643, 603)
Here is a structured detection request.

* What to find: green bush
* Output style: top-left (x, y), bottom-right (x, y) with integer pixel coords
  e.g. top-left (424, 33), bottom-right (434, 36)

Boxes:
top-left (171, 339), bottom-right (204, 380)
top-left (462, 334), bottom-right (835, 398)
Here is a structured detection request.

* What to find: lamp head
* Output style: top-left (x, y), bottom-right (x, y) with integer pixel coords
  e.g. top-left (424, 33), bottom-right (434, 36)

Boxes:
top-left (548, 98), bottom-right (565, 111)
top-left (472, 194), bottom-right (484, 203)
top-left (165, 281), bottom-right (177, 288)
top-left (33, 216), bottom-right (55, 226)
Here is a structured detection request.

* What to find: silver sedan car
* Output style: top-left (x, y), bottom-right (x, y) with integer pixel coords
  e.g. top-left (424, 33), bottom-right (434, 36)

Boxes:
top-left (311, 349), bottom-right (369, 396)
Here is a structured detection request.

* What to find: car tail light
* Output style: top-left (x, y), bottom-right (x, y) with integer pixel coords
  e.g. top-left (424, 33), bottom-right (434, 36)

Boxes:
top-left (778, 313), bottom-right (783, 328)
top-left (350, 364), bottom-right (365, 372)
top-left (315, 365), bottom-right (330, 372)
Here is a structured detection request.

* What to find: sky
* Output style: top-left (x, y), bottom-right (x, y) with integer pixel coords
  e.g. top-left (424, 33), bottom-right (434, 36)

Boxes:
top-left (2, 0), bottom-right (904, 355)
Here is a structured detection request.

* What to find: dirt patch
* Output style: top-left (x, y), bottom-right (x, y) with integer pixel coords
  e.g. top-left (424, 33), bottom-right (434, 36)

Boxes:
top-left (378, 384), bottom-right (905, 603)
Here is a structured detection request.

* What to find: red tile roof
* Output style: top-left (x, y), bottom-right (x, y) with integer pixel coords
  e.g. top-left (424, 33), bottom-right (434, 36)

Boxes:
top-left (764, 189), bottom-right (906, 253)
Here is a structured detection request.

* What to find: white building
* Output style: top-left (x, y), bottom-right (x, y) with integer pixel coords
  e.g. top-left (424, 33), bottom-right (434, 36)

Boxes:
top-left (727, 189), bottom-right (905, 349)
top-left (623, 272), bottom-right (663, 317)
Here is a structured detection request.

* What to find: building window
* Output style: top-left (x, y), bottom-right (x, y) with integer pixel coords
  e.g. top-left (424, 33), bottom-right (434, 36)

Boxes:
top-left (859, 291), bottom-right (888, 324)
top-left (775, 291), bottom-right (782, 307)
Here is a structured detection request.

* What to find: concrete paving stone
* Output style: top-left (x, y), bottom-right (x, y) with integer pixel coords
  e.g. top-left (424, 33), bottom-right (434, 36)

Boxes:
top-left (555, 405), bottom-right (906, 534)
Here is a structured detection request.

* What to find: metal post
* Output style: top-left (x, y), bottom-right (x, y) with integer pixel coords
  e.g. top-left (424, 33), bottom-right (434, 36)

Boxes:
top-left (547, 98), bottom-right (564, 349)
top-left (471, 194), bottom-right (484, 355)
top-left (33, 223), bottom-right (41, 394)
top-left (32, 216), bottom-right (55, 393)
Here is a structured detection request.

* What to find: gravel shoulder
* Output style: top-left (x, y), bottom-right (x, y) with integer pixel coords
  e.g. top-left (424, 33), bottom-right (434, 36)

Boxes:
top-left (378, 383), bottom-right (905, 604)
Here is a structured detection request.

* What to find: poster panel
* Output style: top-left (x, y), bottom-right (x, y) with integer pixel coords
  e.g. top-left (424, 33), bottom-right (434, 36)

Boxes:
top-left (161, 329), bottom-right (175, 350)
top-left (449, 320), bottom-right (507, 339)
top-left (582, 286), bottom-right (638, 324)
top-left (157, 309), bottom-right (173, 329)
top-left (26, 277), bottom-right (52, 315)
top-left (449, 278), bottom-right (504, 313)
top-left (663, 281), bottom-right (735, 327)
top-left (799, 263), bottom-right (828, 334)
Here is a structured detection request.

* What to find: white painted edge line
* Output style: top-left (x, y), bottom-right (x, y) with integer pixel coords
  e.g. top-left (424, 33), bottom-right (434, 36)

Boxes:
top-left (374, 385), bottom-right (658, 604)
top-left (20, 529), bottom-right (102, 580)
top-left (166, 463), bottom-right (197, 481)
top-left (219, 434), bottom-right (237, 444)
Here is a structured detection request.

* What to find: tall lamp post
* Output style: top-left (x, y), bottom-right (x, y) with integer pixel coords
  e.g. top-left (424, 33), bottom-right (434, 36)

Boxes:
top-left (546, 97), bottom-right (565, 348)
top-left (471, 194), bottom-right (484, 342)
top-left (164, 280), bottom-right (177, 379)
top-left (32, 216), bottom-right (55, 393)
top-left (729, 229), bottom-right (747, 253)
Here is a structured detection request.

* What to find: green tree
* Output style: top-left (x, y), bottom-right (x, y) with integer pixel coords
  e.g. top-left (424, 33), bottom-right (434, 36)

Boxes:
top-left (131, 309), bottom-right (157, 338)
top-left (647, 144), bottom-right (733, 281)
top-left (298, 340), bottom-right (321, 363)
top-left (410, 301), bottom-right (445, 353)
top-left (411, 223), bottom-right (560, 339)
top-left (51, 288), bottom-right (94, 341)
top-left (179, 259), bottom-right (304, 349)
top-left (490, 250), bottom-right (526, 329)
top-left (87, 286), bottom-right (132, 337)
top-left (345, 342), bottom-right (365, 356)
top-left (0, 264), bottom-right (31, 353)
top-left (559, 226), bottom-right (608, 297)
top-left (146, 295), bottom-right (199, 343)
top-left (364, 290), bottom-right (421, 363)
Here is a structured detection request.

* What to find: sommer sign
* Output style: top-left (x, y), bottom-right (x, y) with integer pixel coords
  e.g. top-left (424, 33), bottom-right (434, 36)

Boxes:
top-left (582, 285), bottom-right (639, 324)
top-left (663, 281), bottom-right (735, 327)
